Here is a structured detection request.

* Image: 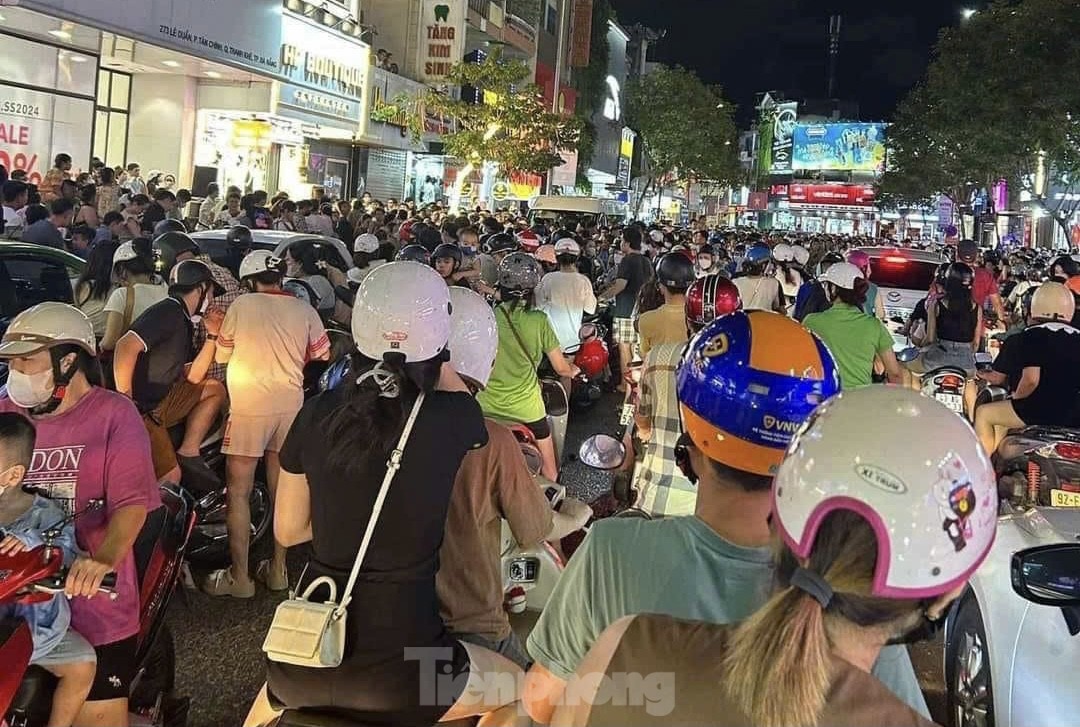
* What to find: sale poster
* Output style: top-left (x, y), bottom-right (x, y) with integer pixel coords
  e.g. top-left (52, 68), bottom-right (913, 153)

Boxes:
top-left (0, 84), bottom-right (93, 183)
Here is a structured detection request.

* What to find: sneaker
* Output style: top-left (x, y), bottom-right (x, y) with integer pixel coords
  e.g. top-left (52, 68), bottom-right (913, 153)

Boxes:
top-left (256, 559), bottom-right (288, 592)
top-left (201, 568), bottom-right (255, 598)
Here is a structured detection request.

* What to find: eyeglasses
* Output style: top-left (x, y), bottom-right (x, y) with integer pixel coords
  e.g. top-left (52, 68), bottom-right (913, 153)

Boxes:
top-left (674, 431), bottom-right (698, 485)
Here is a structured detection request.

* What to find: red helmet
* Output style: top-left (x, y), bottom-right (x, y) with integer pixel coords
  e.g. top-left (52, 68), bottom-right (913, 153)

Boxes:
top-left (574, 337), bottom-right (609, 379)
top-left (517, 229), bottom-right (540, 253)
top-left (685, 275), bottom-right (741, 330)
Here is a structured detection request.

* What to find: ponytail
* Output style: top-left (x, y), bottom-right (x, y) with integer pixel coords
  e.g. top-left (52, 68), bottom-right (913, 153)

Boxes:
top-left (835, 278), bottom-right (870, 308)
top-left (723, 511), bottom-right (924, 727)
top-left (324, 350), bottom-right (441, 479)
top-left (722, 587), bottom-right (832, 727)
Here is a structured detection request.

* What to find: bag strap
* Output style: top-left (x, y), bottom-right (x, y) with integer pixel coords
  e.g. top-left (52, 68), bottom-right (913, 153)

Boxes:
top-left (121, 282), bottom-right (137, 332)
top-left (498, 306), bottom-right (539, 386)
top-left (335, 391), bottom-right (426, 615)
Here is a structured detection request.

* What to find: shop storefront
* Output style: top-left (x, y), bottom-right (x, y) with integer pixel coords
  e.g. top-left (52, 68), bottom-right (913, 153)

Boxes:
top-left (769, 183), bottom-right (879, 236)
top-left (0, 10), bottom-right (98, 184)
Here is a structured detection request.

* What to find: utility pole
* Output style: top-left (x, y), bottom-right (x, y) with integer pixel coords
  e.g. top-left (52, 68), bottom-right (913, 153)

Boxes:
top-left (827, 15), bottom-right (841, 98)
top-left (546, 0), bottom-right (571, 194)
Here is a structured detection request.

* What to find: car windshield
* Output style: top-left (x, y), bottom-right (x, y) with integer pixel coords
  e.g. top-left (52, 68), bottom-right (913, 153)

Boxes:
top-left (528, 210), bottom-right (597, 230)
top-left (869, 257), bottom-right (937, 292)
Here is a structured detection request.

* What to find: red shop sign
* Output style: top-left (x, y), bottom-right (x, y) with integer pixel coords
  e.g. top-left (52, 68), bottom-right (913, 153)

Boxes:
top-left (788, 183), bottom-right (876, 206)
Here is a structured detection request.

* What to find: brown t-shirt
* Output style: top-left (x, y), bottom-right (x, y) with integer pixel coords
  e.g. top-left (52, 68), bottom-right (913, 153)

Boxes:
top-left (567, 614), bottom-right (939, 727)
top-left (436, 418), bottom-right (553, 641)
top-left (636, 303), bottom-right (689, 357)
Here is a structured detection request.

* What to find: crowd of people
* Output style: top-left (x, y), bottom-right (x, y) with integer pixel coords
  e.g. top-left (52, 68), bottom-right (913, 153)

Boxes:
top-left (2, 164), bottom-right (1079, 726)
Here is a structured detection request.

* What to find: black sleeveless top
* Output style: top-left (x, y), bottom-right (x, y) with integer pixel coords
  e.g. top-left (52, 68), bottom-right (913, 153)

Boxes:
top-left (936, 299), bottom-right (977, 343)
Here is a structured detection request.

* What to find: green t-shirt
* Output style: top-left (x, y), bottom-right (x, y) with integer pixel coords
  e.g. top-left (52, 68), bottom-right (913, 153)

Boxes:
top-left (476, 303), bottom-right (560, 424)
top-left (527, 515), bottom-right (930, 717)
top-left (803, 302), bottom-right (894, 388)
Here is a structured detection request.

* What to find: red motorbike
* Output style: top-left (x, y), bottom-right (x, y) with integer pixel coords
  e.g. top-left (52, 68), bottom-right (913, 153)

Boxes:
top-left (1, 485), bottom-right (195, 727)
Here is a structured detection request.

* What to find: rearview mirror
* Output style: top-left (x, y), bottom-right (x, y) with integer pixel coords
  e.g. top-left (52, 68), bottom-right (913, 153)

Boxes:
top-left (1011, 543), bottom-right (1080, 606)
top-left (896, 347), bottom-right (919, 363)
top-left (579, 434), bottom-right (626, 470)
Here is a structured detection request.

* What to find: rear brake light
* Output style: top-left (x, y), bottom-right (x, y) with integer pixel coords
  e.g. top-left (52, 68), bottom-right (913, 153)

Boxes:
top-left (942, 375), bottom-right (963, 388)
top-left (883, 256), bottom-right (908, 264)
top-left (1054, 443), bottom-right (1080, 460)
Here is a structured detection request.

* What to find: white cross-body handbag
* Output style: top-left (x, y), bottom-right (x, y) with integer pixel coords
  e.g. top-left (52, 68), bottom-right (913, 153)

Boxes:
top-left (262, 392), bottom-right (426, 668)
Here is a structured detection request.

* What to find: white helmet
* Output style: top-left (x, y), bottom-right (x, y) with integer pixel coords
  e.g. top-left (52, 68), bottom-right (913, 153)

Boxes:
top-left (351, 261), bottom-right (451, 363)
top-left (448, 287), bottom-right (498, 389)
top-left (554, 238), bottom-right (581, 256)
top-left (772, 243), bottom-right (795, 263)
top-left (354, 233), bottom-right (380, 254)
top-left (239, 250), bottom-right (286, 281)
top-left (0, 302), bottom-right (97, 358)
top-left (792, 244), bottom-right (810, 266)
top-left (818, 262), bottom-right (864, 290)
top-left (773, 386), bottom-right (996, 599)
top-left (113, 241), bottom-right (139, 265)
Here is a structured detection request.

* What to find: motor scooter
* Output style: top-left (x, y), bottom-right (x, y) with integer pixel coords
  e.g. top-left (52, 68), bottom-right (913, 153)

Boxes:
top-left (2, 484), bottom-right (195, 727)
top-left (996, 426), bottom-right (1080, 509)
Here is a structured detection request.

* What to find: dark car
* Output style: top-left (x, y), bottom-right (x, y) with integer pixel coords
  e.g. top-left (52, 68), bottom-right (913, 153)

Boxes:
top-left (0, 242), bottom-right (86, 384)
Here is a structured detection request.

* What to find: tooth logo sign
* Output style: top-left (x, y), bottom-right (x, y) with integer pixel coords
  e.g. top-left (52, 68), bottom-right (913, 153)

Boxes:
top-left (434, 4), bottom-right (450, 21)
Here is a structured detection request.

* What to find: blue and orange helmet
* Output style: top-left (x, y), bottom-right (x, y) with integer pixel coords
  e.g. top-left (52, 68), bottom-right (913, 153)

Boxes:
top-left (676, 310), bottom-right (840, 476)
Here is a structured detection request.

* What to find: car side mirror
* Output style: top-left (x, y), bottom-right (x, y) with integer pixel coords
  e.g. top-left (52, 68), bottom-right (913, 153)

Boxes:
top-left (1011, 543), bottom-right (1080, 606)
top-left (896, 347), bottom-right (919, 363)
top-left (579, 434), bottom-right (626, 470)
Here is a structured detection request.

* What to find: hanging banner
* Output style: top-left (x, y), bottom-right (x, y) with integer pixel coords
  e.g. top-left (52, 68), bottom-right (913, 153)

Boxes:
top-left (769, 102), bottom-right (798, 174)
top-left (418, 0), bottom-right (466, 85)
top-left (22, 0), bottom-right (282, 75)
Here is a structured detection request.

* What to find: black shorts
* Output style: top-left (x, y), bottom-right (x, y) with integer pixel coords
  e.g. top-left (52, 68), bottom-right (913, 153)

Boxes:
top-left (88, 635), bottom-right (139, 701)
top-left (524, 416), bottom-right (551, 440)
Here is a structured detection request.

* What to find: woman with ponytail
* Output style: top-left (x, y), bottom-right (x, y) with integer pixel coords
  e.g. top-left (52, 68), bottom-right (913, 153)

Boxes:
top-left (245, 262), bottom-right (525, 726)
top-left (550, 386), bottom-right (998, 727)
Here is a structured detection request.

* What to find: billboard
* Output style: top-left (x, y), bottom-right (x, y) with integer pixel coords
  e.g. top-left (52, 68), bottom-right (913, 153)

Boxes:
top-left (792, 123), bottom-right (886, 172)
top-left (769, 102), bottom-right (798, 174)
top-left (788, 183), bottom-right (876, 207)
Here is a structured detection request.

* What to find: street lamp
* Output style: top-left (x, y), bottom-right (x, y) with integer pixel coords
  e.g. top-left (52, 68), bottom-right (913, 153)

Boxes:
top-left (961, 8), bottom-right (978, 20)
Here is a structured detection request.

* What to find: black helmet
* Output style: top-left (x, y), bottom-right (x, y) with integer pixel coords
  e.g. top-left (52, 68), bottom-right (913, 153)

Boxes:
top-left (417, 226), bottom-right (443, 252)
top-left (984, 249), bottom-right (1002, 266)
top-left (484, 232), bottom-right (520, 255)
top-left (935, 262), bottom-right (950, 285)
top-left (226, 225), bottom-right (253, 249)
top-left (498, 252), bottom-right (543, 294)
top-left (431, 243), bottom-right (463, 269)
top-left (396, 244), bottom-right (431, 265)
top-left (655, 252), bottom-right (696, 290)
top-left (697, 244), bottom-right (715, 257)
top-left (153, 218), bottom-right (187, 237)
top-left (944, 262), bottom-right (974, 296)
top-left (169, 259), bottom-right (225, 295)
top-left (153, 231), bottom-right (199, 274)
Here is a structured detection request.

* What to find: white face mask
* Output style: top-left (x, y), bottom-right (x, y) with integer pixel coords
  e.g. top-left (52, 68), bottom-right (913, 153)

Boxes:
top-left (699, 258), bottom-right (713, 270)
top-left (6, 367), bottom-right (56, 409)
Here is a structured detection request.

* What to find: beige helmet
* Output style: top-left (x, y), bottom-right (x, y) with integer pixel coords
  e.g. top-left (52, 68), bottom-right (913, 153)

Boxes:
top-left (0, 302), bottom-right (97, 359)
top-left (1030, 281), bottom-right (1076, 322)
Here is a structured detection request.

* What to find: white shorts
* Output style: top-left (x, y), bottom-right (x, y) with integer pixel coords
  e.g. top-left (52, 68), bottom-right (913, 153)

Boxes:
top-left (221, 411), bottom-right (300, 458)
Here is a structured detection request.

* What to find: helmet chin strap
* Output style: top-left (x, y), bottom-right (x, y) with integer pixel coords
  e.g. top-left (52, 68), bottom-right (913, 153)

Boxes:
top-left (30, 355), bottom-right (77, 416)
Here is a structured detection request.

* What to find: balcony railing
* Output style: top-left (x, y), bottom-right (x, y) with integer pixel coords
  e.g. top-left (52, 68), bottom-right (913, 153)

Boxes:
top-left (505, 13), bottom-right (537, 45)
top-left (469, 0), bottom-right (491, 18)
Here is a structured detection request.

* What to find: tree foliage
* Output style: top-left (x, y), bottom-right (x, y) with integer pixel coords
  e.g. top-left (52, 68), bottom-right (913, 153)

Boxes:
top-left (625, 65), bottom-right (738, 186)
top-left (879, 0), bottom-right (1080, 236)
top-left (395, 49), bottom-right (581, 175)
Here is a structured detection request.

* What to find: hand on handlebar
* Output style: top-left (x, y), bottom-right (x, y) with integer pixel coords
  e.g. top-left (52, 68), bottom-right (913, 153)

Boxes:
top-left (65, 556), bottom-right (115, 599)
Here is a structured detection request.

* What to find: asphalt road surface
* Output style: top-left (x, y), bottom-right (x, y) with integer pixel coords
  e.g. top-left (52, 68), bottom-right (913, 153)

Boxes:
top-left (168, 392), bottom-right (947, 726)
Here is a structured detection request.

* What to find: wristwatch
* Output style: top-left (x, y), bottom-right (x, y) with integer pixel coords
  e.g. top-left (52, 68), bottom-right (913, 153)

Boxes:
top-left (206, 334), bottom-right (218, 341)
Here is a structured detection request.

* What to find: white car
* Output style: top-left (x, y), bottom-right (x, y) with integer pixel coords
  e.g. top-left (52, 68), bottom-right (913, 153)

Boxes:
top-left (944, 504), bottom-right (1080, 727)
top-left (854, 246), bottom-right (945, 350)
top-left (189, 229), bottom-right (353, 271)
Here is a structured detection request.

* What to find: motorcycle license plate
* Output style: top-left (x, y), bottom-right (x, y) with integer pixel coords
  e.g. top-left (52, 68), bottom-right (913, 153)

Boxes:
top-left (937, 393), bottom-right (964, 414)
top-left (619, 403), bottom-right (635, 426)
top-left (1050, 489), bottom-right (1080, 508)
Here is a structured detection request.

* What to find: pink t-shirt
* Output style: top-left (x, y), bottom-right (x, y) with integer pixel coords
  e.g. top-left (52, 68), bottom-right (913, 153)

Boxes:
top-left (0, 387), bottom-right (159, 646)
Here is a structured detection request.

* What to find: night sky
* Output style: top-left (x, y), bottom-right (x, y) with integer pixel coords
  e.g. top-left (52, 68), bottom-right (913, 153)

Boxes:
top-left (609, 0), bottom-right (965, 123)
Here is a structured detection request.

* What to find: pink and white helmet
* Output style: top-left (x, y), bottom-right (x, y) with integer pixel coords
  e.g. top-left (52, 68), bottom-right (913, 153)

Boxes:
top-left (773, 386), bottom-right (997, 599)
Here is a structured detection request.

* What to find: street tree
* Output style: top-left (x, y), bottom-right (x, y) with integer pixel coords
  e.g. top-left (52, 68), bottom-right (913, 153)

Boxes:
top-left (384, 48), bottom-right (580, 176)
top-left (880, 0), bottom-right (1080, 239)
top-left (624, 65), bottom-right (738, 216)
